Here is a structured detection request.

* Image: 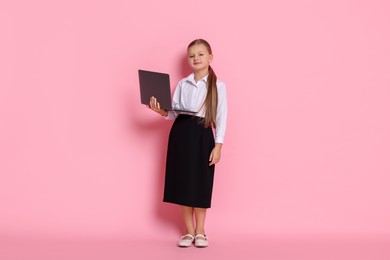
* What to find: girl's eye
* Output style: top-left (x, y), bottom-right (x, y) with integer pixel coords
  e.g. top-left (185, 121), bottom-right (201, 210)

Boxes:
top-left (189, 55), bottom-right (194, 58)
top-left (199, 54), bottom-right (204, 56)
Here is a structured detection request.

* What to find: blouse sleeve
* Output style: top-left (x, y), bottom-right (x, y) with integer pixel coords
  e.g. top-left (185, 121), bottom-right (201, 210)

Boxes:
top-left (215, 82), bottom-right (227, 143)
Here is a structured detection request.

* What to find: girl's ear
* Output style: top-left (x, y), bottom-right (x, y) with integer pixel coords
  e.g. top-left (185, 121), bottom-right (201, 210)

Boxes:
top-left (209, 54), bottom-right (213, 63)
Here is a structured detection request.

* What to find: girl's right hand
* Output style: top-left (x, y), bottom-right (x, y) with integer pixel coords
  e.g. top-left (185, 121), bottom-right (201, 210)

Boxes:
top-left (148, 96), bottom-right (168, 116)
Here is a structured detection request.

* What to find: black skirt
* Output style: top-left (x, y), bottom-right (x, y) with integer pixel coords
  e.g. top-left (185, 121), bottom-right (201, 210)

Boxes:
top-left (163, 114), bottom-right (215, 208)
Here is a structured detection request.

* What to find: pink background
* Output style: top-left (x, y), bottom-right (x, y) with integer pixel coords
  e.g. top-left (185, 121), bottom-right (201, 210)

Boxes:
top-left (1, 0), bottom-right (390, 242)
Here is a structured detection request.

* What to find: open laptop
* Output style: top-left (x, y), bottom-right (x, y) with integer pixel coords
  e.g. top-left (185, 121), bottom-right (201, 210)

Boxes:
top-left (138, 69), bottom-right (196, 113)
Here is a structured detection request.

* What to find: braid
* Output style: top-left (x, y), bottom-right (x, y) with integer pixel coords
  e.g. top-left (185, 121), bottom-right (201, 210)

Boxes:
top-left (204, 66), bottom-right (217, 128)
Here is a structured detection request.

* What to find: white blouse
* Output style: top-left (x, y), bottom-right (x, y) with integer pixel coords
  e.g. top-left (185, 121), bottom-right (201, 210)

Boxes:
top-left (165, 73), bottom-right (227, 144)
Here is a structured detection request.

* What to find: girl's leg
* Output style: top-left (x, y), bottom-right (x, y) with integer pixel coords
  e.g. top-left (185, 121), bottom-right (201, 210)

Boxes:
top-left (194, 207), bottom-right (207, 239)
top-left (182, 206), bottom-right (195, 237)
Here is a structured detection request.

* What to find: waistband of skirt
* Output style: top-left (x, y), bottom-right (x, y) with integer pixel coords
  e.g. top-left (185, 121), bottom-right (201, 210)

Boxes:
top-left (177, 114), bottom-right (204, 120)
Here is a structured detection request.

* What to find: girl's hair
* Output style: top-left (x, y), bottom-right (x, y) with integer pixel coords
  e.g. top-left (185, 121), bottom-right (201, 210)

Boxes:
top-left (187, 39), bottom-right (218, 129)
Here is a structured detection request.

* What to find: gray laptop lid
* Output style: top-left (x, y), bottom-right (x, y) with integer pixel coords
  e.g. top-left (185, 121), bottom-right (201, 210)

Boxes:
top-left (138, 69), bottom-right (196, 113)
top-left (138, 69), bottom-right (172, 110)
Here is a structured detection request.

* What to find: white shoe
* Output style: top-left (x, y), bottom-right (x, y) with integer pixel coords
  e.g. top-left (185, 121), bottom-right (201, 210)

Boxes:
top-left (194, 234), bottom-right (208, 247)
top-left (177, 234), bottom-right (195, 247)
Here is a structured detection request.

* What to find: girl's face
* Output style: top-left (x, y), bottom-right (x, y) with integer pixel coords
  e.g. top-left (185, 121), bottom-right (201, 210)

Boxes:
top-left (187, 44), bottom-right (213, 73)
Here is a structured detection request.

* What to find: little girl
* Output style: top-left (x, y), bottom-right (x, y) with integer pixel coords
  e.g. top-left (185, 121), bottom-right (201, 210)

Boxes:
top-left (148, 39), bottom-right (227, 247)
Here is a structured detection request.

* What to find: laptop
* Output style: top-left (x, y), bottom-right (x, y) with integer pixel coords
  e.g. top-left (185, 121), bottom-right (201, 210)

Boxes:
top-left (138, 69), bottom-right (196, 113)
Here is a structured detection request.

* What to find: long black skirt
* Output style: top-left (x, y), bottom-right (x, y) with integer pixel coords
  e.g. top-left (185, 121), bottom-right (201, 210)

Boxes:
top-left (163, 114), bottom-right (215, 208)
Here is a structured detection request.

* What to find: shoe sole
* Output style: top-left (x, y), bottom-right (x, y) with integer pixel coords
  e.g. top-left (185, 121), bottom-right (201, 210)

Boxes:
top-left (195, 243), bottom-right (208, 248)
top-left (178, 241), bottom-right (194, 247)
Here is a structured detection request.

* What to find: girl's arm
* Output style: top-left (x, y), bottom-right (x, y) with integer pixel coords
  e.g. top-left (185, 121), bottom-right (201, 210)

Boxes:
top-left (209, 82), bottom-right (228, 166)
top-left (215, 82), bottom-right (228, 144)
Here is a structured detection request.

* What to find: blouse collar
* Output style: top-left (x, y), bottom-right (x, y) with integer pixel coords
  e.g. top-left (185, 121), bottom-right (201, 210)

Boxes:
top-left (185, 73), bottom-right (208, 85)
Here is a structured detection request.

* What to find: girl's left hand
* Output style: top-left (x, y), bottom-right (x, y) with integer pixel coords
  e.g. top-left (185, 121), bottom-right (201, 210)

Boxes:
top-left (209, 144), bottom-right (223, 166)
